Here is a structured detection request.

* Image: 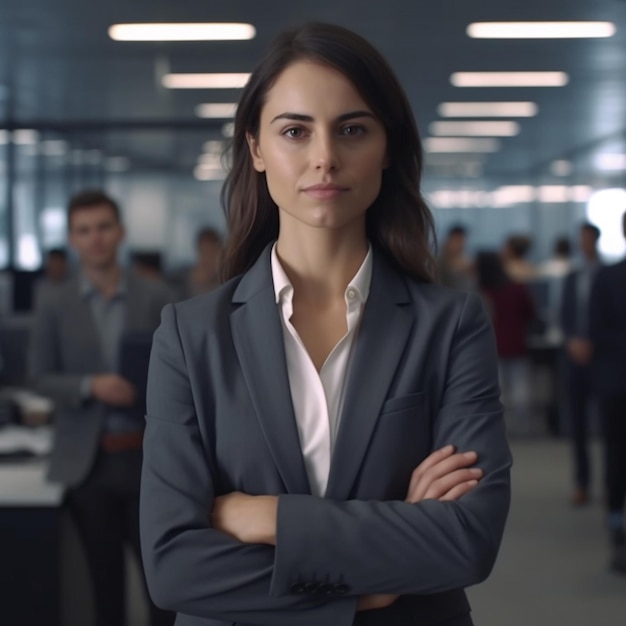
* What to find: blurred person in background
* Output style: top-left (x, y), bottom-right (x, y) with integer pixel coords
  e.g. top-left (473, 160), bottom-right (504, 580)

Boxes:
top-left (437, 224), bottom-right (475, 291)
top-left (589, 211), bottom-right (626, 575)
top-left (170, 227), bottom-right (224, 300)
top-left (33, 247), bottom-right (71, 306)
top-left (28, 189), bottom-right (174, 626)
top-left (560, 223), bottom-right (602, 506)
top-left (540, 236), bottom-right (572, 279)
top-left (132, 251), bottom-right (166, 283)
top-left (502, 234), bottom-right (538, 283)
top-left (476, 251), bottom-right (536, 437)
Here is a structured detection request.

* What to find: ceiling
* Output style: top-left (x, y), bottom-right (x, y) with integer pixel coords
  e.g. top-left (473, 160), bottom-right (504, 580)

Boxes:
top-left (1, 0), bottom-right (626, 185)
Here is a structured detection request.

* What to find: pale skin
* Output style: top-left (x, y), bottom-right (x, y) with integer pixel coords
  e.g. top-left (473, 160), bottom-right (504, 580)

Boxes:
top-left (211, 61), bottom-right (484, 611)
top-left (68, 205), bottom-right (137, 407)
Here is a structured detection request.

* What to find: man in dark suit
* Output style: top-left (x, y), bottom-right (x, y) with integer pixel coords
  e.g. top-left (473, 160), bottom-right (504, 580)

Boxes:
top-left (589, 210), bottom-right (626, 574)
top-left (28, 190), bottom-right (174, 625)
top-left (560, 223), bottom-right (602, 506)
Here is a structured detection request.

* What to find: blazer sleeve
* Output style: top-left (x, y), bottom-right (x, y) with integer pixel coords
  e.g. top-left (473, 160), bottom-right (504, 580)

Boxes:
top-left (139, 304), bottom-right (357, 625)
top-left (27, 293), bottom-right (85, 406)
top-left (270, 292), bottom-right (512, 597)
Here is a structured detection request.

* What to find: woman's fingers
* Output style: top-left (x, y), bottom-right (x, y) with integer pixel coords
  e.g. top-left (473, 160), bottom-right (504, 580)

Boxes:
top-left (438, 480), bottom-right (479, 501)
top-left (406, 450), bottom-right (480, 503)
top-left (406, 466), bottom-right (482, 503)
top-left (422, 467), bottom-right (483, 501)
top-left (406, 445), bottom-right (456, 496)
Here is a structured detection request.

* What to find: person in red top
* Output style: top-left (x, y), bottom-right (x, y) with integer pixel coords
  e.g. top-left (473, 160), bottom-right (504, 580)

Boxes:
top-left (476, 251), bottom-right (536, 436)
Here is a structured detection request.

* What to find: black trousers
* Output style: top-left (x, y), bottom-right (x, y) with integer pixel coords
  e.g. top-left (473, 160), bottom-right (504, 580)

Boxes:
top-left (601, 393), bottom-right (626, 514)
top-left (564, 361), bottom-right (594, 490)
top-left (67, 448), bottom-right (175, 626)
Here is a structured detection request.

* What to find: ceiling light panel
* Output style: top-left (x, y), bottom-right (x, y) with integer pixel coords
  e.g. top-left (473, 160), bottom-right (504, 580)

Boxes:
top-left (196, 103), bottom-right (238, 118)
top-left (109, 23), bottom-right (256, 41)
top-left (163, 73), bottom-right (250, 89)
top-left (429, 121), bottom-right (520, 136)
top-left (594, 153), bottom-right (626, 171)
top-left (423, 137), bottom-right (501, 153)
top-left (438, 102), bottom-right (538, 117)
top-left (451, 72), bottom-right (569, 87)
top-left (467, 22), bottom-right (616, 39)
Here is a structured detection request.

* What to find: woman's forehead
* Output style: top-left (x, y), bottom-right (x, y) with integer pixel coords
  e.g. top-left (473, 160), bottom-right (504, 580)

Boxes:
top-left (260, 61), bottom-right (373, 118)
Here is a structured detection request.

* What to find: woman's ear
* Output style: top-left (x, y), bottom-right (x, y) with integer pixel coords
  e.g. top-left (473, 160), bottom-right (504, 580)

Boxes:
top-left (246, 132), bottom-right (266, 172)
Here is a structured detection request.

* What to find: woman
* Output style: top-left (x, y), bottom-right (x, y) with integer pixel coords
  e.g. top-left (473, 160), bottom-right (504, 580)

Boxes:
top-left (476, 251), bottom-right (536, 437)
top-left (140, 23), bottom-right (511, 626)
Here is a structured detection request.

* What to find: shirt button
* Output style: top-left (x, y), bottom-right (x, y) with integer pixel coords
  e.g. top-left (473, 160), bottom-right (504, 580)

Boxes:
top-left (347, 288), bottom-right (357, 300)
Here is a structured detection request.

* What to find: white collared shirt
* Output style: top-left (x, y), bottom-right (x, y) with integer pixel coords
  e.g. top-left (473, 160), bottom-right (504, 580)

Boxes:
top-left (271, 244), bottom-right (372, 497)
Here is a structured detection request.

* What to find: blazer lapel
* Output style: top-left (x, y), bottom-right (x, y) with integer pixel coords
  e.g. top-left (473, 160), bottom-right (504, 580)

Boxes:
top-left (325, 253), bottom-right (415, 500)
top-left (230, 246), bottom-right (311, 495)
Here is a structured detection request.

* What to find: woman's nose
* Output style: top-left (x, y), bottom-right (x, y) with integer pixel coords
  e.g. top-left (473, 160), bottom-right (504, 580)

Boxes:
top-left (312, 134), bottom-right (339, 171)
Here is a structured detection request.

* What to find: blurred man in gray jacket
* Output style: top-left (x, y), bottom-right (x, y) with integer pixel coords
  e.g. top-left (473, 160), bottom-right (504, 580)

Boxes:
top-left (29, 189), bottom-right (173, 626)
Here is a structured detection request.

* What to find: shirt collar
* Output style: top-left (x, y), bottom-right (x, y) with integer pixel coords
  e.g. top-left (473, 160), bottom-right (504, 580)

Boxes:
top-left (271, 243), bottom-right (373, 305)
top-left (80, 271), bottom-right (127, 299)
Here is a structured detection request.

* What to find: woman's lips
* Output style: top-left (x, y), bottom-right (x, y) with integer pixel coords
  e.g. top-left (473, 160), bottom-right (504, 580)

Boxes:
top-left (302, 184), bottom-right (349, 200)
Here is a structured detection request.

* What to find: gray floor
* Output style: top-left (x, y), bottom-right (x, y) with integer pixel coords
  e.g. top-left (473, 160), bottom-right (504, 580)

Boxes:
top-left (468, 438), bottom-right (626, 626)
top-left (68, 438), bottom-right (626, 625)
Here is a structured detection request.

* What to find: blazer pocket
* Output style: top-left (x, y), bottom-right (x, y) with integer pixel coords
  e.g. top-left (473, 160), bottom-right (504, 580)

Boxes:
top-left (380, 391), bottom-right (426, 416)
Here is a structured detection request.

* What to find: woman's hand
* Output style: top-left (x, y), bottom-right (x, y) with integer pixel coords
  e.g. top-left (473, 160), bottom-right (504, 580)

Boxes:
top-left (212, 447), bottom-right (482, 611)
top-left (211, 492), bottom-right (278, 545)
top-left (358, 445), bottom-right (483, 612)
top-left (405, 445), bottom-right (483, 503)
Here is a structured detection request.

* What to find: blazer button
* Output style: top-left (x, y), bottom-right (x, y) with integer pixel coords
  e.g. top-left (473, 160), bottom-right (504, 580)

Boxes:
top-left (317, 583), bottom-right (335, 595)
top-left (290, 583), bottom-right (307, 594)
top-left (303, 582), bottom-right (320, 593)
top-left (334, 584), bottom-right (350, 595)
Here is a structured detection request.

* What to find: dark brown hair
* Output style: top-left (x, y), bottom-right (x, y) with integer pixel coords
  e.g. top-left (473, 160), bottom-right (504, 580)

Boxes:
top-left (67, 189), bottom-right (121, 229)
top-left (220, 22), bottom-right (436, 283)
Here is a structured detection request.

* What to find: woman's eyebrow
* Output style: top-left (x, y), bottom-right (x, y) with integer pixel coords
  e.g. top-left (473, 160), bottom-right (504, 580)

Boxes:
top-left (270, 110), bottom-right (375, 124)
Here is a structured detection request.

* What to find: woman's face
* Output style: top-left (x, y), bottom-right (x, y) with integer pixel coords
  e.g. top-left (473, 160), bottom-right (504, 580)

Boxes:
top-left (247, 60), bottom-right (388, 234)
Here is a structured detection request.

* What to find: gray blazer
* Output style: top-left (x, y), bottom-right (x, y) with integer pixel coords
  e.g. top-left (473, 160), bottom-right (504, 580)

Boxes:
top-left (140, 246), bottom-right (512, 626)
top-left (28, 271), bottom-right (171, 487)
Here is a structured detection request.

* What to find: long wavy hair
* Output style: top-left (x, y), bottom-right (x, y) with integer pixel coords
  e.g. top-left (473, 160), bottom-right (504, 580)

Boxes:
top-left (220, 22), bottom-right (436, 283)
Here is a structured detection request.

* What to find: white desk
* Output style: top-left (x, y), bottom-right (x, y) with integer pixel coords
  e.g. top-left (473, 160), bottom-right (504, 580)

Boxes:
top-left (0, 459), bottom-right (63, 506)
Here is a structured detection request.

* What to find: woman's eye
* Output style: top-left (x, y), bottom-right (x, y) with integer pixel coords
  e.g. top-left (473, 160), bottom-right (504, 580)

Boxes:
top-left (342, 125), bottom-right (366, 137)
top-left (283, 127), bottom-right (305, 139)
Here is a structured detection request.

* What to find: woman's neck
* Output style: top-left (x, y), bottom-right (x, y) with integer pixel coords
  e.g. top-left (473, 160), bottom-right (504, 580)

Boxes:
top-left (276, 227), bottom-right (368, 306)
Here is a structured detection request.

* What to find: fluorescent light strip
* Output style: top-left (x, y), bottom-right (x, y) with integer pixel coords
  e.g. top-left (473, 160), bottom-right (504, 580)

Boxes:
top-left (196, 103), bottom-right (238, 118)
top-left (467, 22), bottom-right (616, 39)
top-left (438, 102), bottom-right (538, 117)
top-left (429, 121), bottom-right (520, 137)
top-left (163, 73), bottom-right (250, 89)
top-left (451, 72), bottom-right (568, 87)
top-left (424, 137), bottom-right (501, 153)
top-left (194, 165), bottom-right (226, 181)
top-left (430, 185), bottom-right (593, 209)
top-left (0, 129), bottom-right (39, 145)
top-left (595, 153), bottom-right (626, 171)
top-left (109, 23), bottom-right (256, 41)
